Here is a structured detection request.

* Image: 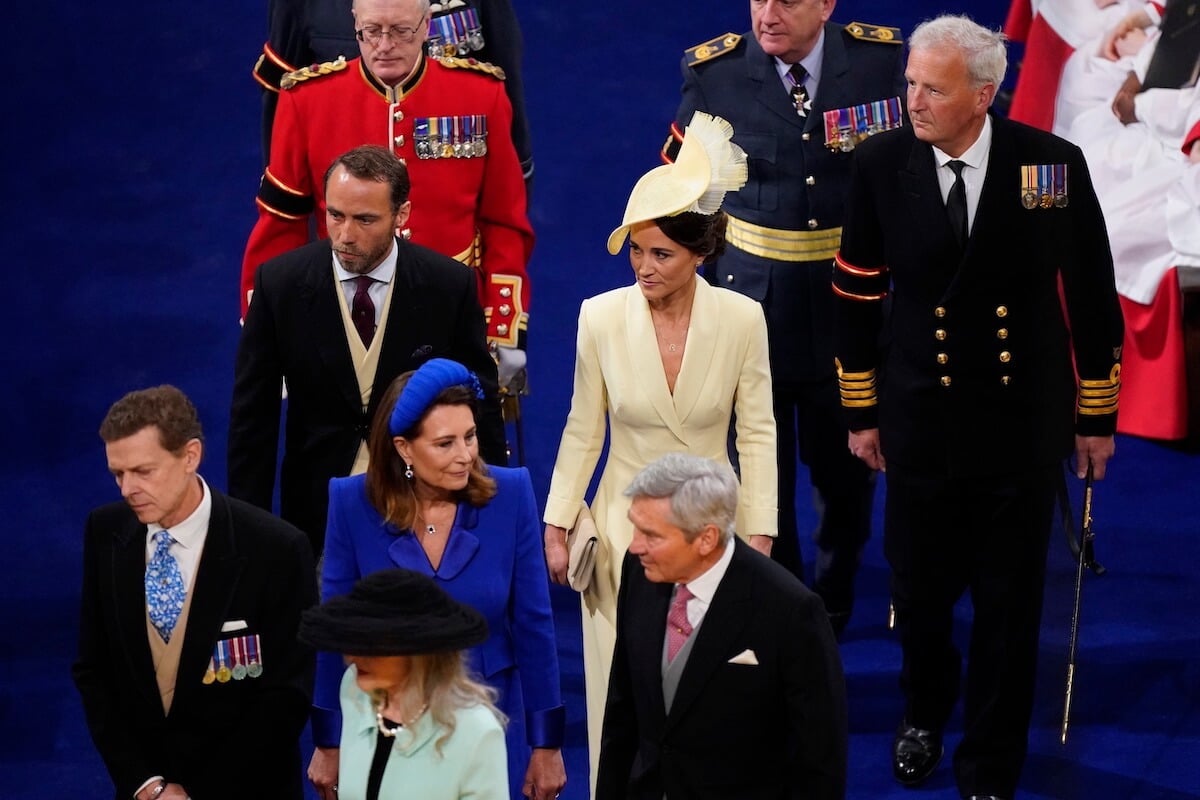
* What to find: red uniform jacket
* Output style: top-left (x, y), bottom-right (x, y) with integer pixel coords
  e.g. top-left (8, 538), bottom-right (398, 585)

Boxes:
top-left (243, 55), bottom-right (532, 347)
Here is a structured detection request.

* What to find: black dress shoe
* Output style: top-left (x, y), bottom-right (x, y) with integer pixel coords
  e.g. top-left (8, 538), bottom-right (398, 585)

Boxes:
top-left (892, 720), bottom-right (943, 786)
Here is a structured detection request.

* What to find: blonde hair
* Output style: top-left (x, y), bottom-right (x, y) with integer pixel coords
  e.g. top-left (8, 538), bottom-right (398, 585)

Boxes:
top-left (375, 651), bottom-right (506, 756)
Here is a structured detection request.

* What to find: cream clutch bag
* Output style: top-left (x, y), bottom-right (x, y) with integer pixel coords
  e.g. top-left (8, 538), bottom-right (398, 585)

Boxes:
top-left (566, 502), bottom-right (599, 592)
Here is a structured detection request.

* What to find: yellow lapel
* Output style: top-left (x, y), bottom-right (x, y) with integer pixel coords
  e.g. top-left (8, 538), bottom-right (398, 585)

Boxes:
top-left (672, 276), bottom-right (718, 426)
top-left (624, 286), bottom-right (687, 444)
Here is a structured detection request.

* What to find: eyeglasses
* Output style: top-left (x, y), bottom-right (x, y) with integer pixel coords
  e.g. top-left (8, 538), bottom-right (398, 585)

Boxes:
top-left (355, 18), bottom-right (427, 46)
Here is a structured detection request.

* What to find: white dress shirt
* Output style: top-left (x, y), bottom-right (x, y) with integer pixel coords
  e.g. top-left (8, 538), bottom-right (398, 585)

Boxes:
top-left (931, 115), bottom-right (993, 236)
top-left (677, 536), bottom-right (736, 629)
top-left (145, 476), bottom-right (212, 591)
top-left (332, 239), bottom-right (398, 329)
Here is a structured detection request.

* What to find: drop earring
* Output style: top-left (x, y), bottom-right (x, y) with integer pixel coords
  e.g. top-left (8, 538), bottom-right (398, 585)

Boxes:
top-left (404, 463), bottom-right (414, 480)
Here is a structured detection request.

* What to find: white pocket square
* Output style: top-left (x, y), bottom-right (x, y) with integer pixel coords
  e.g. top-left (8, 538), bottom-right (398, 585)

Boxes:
top-left (221, 619), bottom-right (249, 633)
top-left (727, 649), bottom-right (759, 665)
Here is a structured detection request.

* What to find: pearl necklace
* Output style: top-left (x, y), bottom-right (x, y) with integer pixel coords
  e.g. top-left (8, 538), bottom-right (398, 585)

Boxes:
top-left (374, 698), bottom-right (429, 737)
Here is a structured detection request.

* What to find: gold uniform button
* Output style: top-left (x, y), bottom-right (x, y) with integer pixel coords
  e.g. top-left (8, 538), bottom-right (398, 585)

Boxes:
top-left (805, 176), bottom-right (816, 186)
top-left (940, 376), bottom-right (952, 387)
top-left (399, 158), bottom-right (407, 165)
top-left (936, 353), bottom-right (948, 365)
top-left (807, 218), bottom-right (819, 230)
top-left (498, 304), bottom-right (511, 317)
top-left (499, 287), bottom-right (512, 298)
top-left (935, 329), bottom-right (947, 341)
top-left (393, 135), bottom-right (405, 147)
top-left (496, 323), bottom-right (509, 336)
top-left (1001, 376), bottom-right (1012, 385)
top-left (996, 305), bottom-right (1009, 318)
top-left (802, 132), bottom-right (811, 142)
top-left (999, 351), bottom-right (1012, 363)
top-left (934, 306), bottom-right (946, 318)
top-left (725, 274), bottom-right (735, 283)
top-left (393, 110), bottom-right (404, 121)
top-left (997, 328), bottom-right (1008, 340)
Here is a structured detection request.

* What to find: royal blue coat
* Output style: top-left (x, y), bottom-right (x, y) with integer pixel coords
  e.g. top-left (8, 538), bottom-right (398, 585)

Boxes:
top-left (312, 466), bottom-right (564, 798)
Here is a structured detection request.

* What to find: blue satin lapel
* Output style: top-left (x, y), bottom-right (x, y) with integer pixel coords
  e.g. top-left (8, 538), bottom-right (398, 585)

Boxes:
top-left (386, 504), bottom-right (481, 579)
top-left (434, 526), bottom-right (480, 580)
top-left (387, 533), bottom-right (436, 576)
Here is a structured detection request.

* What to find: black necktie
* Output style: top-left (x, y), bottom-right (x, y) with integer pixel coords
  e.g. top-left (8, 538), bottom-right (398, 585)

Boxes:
top-left (946, 160), bottom-right (968, 247)
top-left (351, 276), bottom-right (376, 347)
top-left (788, 64), bottom-right (810, 118)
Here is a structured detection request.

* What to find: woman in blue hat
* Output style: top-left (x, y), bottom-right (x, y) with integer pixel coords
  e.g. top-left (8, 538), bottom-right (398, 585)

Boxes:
top-left (308, 359), bottom-right (565, 800)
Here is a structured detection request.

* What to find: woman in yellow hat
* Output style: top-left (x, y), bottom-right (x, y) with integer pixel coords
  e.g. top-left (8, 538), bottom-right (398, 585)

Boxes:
top-left (541, 111), bottom-right (778, 786)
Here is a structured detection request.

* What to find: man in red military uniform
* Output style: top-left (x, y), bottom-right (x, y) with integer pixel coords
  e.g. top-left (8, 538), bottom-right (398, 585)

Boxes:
top-left (243, 0), bottom-right (532, 384)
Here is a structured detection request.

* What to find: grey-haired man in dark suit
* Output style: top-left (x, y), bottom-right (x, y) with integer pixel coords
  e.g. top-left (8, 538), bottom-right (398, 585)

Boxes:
top-left (597, 453), bottom-right (847, 800)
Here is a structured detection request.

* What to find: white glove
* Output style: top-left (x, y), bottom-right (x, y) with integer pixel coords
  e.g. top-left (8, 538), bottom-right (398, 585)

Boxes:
top-left (496, 345), bottom-right (527, 392)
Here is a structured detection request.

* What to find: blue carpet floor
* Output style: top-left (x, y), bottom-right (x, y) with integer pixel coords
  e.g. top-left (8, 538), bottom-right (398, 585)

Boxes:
top-left (4, 1), bottom-right (1197, 797)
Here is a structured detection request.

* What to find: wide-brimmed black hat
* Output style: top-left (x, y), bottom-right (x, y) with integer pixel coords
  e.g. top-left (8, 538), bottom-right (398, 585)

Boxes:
top-left (299, 568), bottom-right (488, 655)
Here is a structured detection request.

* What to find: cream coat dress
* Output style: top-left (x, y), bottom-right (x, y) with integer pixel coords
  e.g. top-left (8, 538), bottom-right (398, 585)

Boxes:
top-left (543, 275), bottom-right (778, 789)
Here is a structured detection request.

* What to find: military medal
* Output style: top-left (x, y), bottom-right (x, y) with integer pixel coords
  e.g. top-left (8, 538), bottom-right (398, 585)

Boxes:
top-left (415, 119), bottom-right (433, 159)
top-left (202, 657), bottom-right (216, 685)
top-left (1037, 163), bottom-right (1054, 208)
top-left (790, 83), bottom-right (810, 118)
top-left (475, 114), bottom-right (488, 156)
top-left (463, 116), bottom-right (475, 157)
top-left (428, 5), bottom-right (485, 58)
top-left (1021, 165), bottom-right (1038, 209)
top-left (231, 636), bottom-right (248, 680)
top-left (437, 117), bottom-right (454, 158)
top-left (1053, 163), bottom-right (1069, 207)
top-left (824, 109), bottom-right (842, 152)
top-left (451, 12), bottom-right (468, 55)
top-left (215, 639), bottom-right (232, 683)
top-left (246, 634), bottom-right (264, 678)
top-left (465, 7), bottom-right (485, 51)
top-left (824, 97), bottom-right (902, 153)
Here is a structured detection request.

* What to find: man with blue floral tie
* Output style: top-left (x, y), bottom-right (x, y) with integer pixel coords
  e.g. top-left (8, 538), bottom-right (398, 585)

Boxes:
top-left (74, 385), bottom-right (316, 800)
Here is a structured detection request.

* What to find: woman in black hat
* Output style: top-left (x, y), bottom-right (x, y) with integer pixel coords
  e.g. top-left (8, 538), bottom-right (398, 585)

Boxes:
top-left (300, 568), bottom-right (507, 800)
top-left (308, 359), bottom-right (565, 800)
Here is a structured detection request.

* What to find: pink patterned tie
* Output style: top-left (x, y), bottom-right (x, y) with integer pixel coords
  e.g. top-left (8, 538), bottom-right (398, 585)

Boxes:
top-left (666, 584), bottom-right (694, 662)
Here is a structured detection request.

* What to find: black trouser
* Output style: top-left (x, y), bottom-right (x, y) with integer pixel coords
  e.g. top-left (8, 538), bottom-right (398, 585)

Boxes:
top-left (885, 465), bottom-right (1057, 798)
top-left (770, 379), bottom-right (876, 615)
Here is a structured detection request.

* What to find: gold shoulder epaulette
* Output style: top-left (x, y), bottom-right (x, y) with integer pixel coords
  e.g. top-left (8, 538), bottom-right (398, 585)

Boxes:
top-left (685, 33), bottom-right (743, 67)
top-left (280, 55), bottom-right (348, 89)
top-left (845, 21), bottom-right (903, 44)
top-left (438, 56), bottom-right (506, 80)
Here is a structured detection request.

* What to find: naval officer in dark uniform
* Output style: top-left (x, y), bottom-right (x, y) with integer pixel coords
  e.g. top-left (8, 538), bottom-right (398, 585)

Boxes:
top-left (832, 15), bottom-right (1123, 798)
top-left (663, 0), bottom-right (906, 633)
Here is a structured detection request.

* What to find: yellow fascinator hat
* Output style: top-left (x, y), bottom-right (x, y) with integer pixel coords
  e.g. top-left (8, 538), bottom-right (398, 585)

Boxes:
top-left (606, 111), bottom-right (748, 255)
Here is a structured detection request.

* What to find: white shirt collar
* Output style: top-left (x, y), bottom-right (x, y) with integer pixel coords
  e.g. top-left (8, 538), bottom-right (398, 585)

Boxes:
top-left (683, 535), bottom-right (736, 608)
top-left (932, 114), bottom-right (992, 171)
top-left (147, 475), bottom-right (211, 550)
top-left (332, 238), bottom-right (398, 285)
top-left (773, 27), bottom-right (825, 90)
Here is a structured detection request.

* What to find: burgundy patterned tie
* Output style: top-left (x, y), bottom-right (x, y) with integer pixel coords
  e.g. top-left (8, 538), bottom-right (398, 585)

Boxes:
top-left (351, 275), bottom-right (376, 347)
top-left (666, 584), bottom-right (695, 662)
